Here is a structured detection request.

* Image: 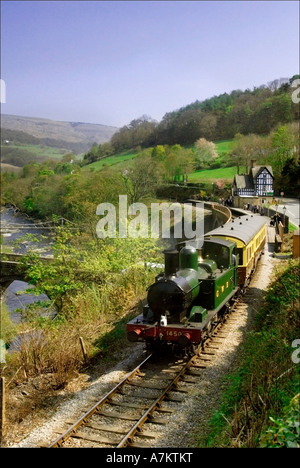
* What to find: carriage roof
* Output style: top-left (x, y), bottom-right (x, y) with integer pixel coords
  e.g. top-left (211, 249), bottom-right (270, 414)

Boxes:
top-left (205, 215), bottom-right (267, 246)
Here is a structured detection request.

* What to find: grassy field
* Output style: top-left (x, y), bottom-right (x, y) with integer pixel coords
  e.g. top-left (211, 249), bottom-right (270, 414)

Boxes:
top-left (2, 138), bottom-right (239, 185)
top-left (1, 143), bottom-right (70, 159)
top-left (85, 151), bottom-right (138, 170)
top-left (214, 139), bottom-right (235, 155)
top-left (188, 165), bottom-right (242, 183)
top-left (85, 139), bottom-right (235, 171)
top-left (188, 139), bottom-right (238, 182)
top-left (86, 152), bottom-right (241, 183)
top-left (0, 163), bottom-right (23, 174)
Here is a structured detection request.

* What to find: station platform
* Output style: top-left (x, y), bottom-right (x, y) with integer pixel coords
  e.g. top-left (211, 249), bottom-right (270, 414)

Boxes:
top-left (267, 225), bottom-right (276, 243)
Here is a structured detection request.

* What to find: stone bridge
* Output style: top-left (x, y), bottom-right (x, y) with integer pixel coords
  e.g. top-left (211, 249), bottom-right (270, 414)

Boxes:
top-left (0, 253), bottom-right (52, 293)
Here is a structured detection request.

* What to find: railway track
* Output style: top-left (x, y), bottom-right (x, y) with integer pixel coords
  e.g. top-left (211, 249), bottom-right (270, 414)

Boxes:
top-left (47, 290), bottom-right (249, 449)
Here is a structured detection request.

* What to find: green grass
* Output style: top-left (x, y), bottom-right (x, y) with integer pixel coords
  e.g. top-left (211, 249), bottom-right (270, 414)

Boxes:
top-left (85, 151), bottom-right (138, 170)
top-left (188, 165), bottom-right (243, 183)
top-left (214, 139), bottom-right (235, 155)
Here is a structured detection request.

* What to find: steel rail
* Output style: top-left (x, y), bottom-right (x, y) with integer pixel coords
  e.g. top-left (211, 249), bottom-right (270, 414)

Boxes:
top-left (47, 309), bottom-right (231, 448)
top-left (46, 298), bottom-right (237, 448)
top-left (48, 353), bottom-right (153, 448)
top-left (116, 352), bottom-right (199, 448)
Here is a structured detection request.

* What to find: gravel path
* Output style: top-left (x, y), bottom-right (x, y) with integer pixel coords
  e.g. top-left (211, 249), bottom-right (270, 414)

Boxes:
top-left (9, 243), bottom-right (276, 449)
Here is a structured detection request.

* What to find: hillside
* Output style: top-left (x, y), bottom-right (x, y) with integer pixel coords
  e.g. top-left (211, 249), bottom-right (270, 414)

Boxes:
top-left (110, 75), bottom-right (299, 151)
top-left (1, 114), bottom-right (118, 154)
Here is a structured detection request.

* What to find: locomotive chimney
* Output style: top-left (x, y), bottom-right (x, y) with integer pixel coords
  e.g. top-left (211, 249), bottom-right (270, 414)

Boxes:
top-left (163, 249), bottom-right (179, 277)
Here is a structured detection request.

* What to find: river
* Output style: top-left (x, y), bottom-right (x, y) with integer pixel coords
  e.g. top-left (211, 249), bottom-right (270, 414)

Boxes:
top-left (1, 206), bottom-right (55, 324)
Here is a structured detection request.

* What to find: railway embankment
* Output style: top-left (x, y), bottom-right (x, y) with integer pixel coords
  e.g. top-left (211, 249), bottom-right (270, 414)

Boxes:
top-left (187, 257), bottom-right (299, 448)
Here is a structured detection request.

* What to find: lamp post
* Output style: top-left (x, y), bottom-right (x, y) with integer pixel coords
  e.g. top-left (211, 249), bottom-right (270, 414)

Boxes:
top-left (283, 206), bottom-right (287, 234)
top-left (275, 203), bottom-right (278, 225)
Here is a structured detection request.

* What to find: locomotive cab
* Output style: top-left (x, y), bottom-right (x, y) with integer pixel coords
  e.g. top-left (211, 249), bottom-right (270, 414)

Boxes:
top-left (197, 239), bottom-right (239, 310)
top-left (201, 239), bottom-right (237, 270)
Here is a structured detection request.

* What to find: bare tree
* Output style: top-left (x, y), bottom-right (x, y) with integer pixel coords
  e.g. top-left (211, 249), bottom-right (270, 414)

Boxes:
top-left (232, 133), bottom-right (271, 173)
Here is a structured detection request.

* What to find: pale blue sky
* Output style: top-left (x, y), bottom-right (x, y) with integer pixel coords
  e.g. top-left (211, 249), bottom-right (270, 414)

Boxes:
top-left (1, 1), bottom-right (299, 127)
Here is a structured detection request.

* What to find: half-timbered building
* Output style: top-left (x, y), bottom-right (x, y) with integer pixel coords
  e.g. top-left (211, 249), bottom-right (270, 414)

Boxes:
top-left (233, 161), bottom-right (274, 197)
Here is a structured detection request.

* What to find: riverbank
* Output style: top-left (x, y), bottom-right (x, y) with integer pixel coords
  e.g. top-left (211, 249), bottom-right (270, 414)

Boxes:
top-left (1, 206), bottom-right (56, 327)
top-left (0, 227), bottom-right (165, 447)
top-left (1, 205), bottom-right (55, 255)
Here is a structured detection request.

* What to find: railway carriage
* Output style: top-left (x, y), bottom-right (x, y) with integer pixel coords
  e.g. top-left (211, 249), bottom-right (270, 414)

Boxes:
top-left (126, 214), bottom-right (267, 353)
top-left (206, 215), bottom-right (267, 286)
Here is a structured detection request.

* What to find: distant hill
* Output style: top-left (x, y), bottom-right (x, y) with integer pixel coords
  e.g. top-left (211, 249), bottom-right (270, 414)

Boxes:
top-left (1, 114), bottom-right (118, 154)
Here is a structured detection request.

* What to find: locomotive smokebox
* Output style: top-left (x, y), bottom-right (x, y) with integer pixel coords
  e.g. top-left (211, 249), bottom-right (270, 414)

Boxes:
top-left (163, 249), bottom-right (179, 277)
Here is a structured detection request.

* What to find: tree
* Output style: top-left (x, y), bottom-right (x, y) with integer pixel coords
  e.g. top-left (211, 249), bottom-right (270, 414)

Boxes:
top-left (231, 133), bottom-right (270, 173)
top-left (267, 77), bottom-right (289, 92)
top-left (110, 115), bottom-right (157, 151)
top-left (251, 94), bottom-right (292, 134)
top-left (83, 142), bottom-right (115, 165)
top-left (194, 138), bottom-right (218, 169)
top-left (270, 124), bottom-right (299, 177)
top-left (151, 145), bottom-right (194, 183)
top-left (165, 145), bottom-right (194, 182)
top-left (122, 151), bottom-right (161, 203)
top-left (198, 113), bottom-right (218, 140)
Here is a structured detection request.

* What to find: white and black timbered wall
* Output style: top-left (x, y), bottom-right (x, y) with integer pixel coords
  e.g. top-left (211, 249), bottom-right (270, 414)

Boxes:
top-left (254, 169), bottom-right (273, 196)
top-left (234, 187), bottom-right (255, 196)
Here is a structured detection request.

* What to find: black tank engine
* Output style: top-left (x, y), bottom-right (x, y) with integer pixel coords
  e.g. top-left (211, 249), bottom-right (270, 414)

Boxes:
top-left (126, 214), bottom-right (267, 352)
top-left (127, 240), bottom-right (238, 350)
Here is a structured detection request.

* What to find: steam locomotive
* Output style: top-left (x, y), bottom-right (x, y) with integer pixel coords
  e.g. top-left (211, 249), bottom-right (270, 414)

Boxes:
top-left (126, 215), bottom-right (267, 353)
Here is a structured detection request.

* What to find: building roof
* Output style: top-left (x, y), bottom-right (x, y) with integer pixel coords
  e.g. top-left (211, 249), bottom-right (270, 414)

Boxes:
top-left (251, 165), bottom-right (273, 178)
top-left (234, 174), bottom-right (254, 190)
top-left (233, 165), bottom-right (274, 191)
